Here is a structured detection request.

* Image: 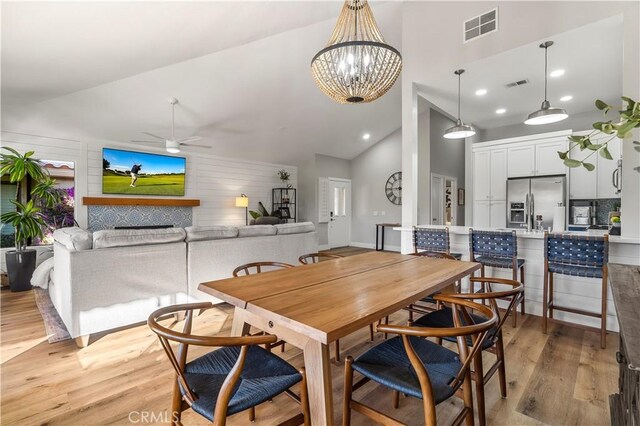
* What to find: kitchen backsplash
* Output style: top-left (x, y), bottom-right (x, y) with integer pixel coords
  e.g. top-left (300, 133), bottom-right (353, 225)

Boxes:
top-left (569, 198), bottom-right (621, 225)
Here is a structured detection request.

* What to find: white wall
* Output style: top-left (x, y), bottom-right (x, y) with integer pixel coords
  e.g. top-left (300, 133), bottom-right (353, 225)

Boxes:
top-left (296, 153), bottom-right (350, 248)
top-left (1, 133), bottom-right (297, 229)
top-left (351, 128), bottom-right (402, 250)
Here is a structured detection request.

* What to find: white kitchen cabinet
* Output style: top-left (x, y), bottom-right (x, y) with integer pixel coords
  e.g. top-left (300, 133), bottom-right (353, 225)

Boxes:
top-left (507, 146), bottom-right (535, 177)
top-left (489, 149), bottom-right (507, 200)
top-left (490, 200), bottom-right (507, 228)
top-left (596, 137), bottom-right (621, 199)
top-left (569, 136), bottom-right (621, 199)
top-left (536, 140), bottom-right (568, 176)
top-left (473, 151), bottom-right (491, 201)
top-left (569, 142), bottom-right (598, 199)
top-left (473, 201), bottom-right (490, 227)
top-left (473, 200), bottom-right (506, 228)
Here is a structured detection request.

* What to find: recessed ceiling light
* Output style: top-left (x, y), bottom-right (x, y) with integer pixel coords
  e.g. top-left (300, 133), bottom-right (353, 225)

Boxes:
top-left (550, 69), bottom-right (565, 78)
top-left (362, 133), bottom-right (371, 140)
top-left (496, 108), bottom-right (506, 114)
top-left (560, 95), bottom-right (573, 102)
top-left (475, 89), bottom-right (488, 96)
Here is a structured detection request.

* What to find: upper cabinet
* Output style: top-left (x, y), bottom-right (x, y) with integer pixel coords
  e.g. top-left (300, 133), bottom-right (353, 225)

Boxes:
top-left (507, 139), bottom-right (567, 177)
top-left (473, 148), bottom-right (506, 201)
top-left (507, 145), bottom-right (535, 177)
top-left (473, 151), bottom-right (490, 201)
top-left (569, 136), bottom-right (622, 199)
top-left (535, 140), bottom-right (568, 176)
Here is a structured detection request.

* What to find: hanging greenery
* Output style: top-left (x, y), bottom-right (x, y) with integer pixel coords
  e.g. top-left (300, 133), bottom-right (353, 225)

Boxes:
top-left (557, 96), bottom-right (640, 171)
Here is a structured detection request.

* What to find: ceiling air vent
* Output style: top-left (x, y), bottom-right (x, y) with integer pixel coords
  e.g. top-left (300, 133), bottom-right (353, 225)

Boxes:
top-left (463, 8), bottom-right (498, 43)
top-left (505, 79), bottom-right (530, 88)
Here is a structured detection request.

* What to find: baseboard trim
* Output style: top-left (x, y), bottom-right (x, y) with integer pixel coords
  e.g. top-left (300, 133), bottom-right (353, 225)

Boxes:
top-left (318, 244), bottom-right (330, 251)
top-left (349, 241), bottom-right (401, 253)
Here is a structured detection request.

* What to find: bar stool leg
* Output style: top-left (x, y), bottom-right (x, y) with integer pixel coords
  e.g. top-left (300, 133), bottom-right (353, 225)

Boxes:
top-left (511, 267), bottom-right (518, 328)
top-left (520, 265), bottom-right (526, 317)
top-left (601, 267), bottom-right (608, 349)
top-left (549, 272), bottom-right (554, 319)
top-left (542, 266), bottom-right (549, 334)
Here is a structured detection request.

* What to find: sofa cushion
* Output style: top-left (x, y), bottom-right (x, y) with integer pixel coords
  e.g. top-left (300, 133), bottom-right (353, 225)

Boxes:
top-left (93, 228), bottom-right (186, 249)
top-left (252, 216), bottom-right (283, 225)
top-left (53, 227), bottom-right (93, 251)
top-left (185, 226), bottom-right (239, 242)
top-left (275, 222), bottom-right (315, 235)
top-left (237, 225), bottom-right (277, 238)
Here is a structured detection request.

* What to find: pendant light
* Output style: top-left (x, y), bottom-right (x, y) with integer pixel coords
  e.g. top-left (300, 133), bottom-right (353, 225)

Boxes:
top-left (524, 41), bottom-right (568, 125)
top-left (310, 0), bottom-right (402, 104)
top-left (444, 69), bottom-right (476, 139)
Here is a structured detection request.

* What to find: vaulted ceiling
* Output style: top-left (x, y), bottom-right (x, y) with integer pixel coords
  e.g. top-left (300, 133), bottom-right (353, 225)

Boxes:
top-left (1, 1), bottom-right (403, 164)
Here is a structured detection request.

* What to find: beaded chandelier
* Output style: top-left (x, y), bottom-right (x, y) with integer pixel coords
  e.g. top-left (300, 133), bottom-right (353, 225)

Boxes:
top-left (310, 0), bottom-right (402, 104)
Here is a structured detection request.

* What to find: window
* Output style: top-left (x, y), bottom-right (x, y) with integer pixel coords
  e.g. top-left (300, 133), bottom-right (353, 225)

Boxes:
top-left (0, 160), bottom-right (75, 248)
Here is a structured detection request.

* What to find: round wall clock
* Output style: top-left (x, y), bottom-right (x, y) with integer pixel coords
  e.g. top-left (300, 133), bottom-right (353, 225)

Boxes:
top-left (385, 171), bottom-right (402, 205)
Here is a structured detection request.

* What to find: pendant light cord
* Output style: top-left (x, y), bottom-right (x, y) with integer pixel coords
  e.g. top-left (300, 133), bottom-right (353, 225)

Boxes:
top-left (457, 72), bottom-right (461, 119)
top-left (171, 103), bottom-right (175, 140)
top-left (544, 45), bottom-right (548, 102)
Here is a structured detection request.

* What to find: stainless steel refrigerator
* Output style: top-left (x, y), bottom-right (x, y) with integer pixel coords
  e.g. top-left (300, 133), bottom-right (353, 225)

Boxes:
top-left (506, 175), bottom-right (566, 230)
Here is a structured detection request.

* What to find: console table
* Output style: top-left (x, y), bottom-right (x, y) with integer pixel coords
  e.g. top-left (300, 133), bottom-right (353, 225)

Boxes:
top-left (375, 223), bottom-right (400, 251)
top-left (609, 264), bottom-right (640, 425)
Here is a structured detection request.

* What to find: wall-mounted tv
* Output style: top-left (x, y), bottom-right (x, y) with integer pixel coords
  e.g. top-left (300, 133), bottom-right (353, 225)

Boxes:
top-left (102, 148), bottom-right (186, 196)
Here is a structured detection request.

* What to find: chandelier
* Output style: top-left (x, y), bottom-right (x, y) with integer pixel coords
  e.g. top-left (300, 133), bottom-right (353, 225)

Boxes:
top-left (310, 0), bottom-right (402, 104)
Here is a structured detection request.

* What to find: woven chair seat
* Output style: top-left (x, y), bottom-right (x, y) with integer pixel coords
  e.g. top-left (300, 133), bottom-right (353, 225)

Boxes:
top-left (475, 256), bottom-right (525, 269)
top-left (548, 262), bottom-right (603, 278)
top-left (352, 336), bottom-right (461, 403)
top-left (414, 307), bottom-right (497, 350)
top-left (182, 346), bottom-right (301, 421)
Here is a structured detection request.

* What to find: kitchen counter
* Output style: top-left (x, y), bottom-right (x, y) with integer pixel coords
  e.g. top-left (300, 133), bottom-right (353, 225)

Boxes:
top-left (394, 225), bottom-right (640, 332)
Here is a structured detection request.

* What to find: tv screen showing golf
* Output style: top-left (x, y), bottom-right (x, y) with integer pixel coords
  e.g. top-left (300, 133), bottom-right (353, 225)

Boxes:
top-left (102, 148), bottom-right (186, 196)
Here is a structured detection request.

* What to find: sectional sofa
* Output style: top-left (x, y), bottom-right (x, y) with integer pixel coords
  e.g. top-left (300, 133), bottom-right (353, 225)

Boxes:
top-left (51, 222), bottom-right (317, 345)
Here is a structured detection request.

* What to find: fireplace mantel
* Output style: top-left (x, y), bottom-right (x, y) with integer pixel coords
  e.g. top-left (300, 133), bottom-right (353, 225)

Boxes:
top-left (83, 197), bottom-right (200, 207)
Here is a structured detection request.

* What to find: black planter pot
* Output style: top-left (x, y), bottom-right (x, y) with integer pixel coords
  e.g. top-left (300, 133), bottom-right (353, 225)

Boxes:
top-left (5, 249), bottom-right (36, 292)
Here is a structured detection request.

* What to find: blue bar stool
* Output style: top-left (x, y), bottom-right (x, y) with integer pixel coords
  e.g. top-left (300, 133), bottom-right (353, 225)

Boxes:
top-left (413, 227), bottom-right (463, 259)
top-left (543, 232), bottom-right (609, 349)
top-left (469, 229), bottom-right (525, 327)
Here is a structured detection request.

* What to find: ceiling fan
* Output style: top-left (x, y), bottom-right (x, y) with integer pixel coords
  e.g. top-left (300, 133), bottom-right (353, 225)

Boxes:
top-left (131, 97), bottom-right (209, 154)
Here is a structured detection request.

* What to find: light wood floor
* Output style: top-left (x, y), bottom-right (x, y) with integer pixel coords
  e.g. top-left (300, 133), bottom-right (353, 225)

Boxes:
top-left (1, 248), bottom-right (617, 425)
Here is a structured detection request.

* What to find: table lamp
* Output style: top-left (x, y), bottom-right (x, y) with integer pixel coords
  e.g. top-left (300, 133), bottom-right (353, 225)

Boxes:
top-left (235, 194), bottom-right (249, 225)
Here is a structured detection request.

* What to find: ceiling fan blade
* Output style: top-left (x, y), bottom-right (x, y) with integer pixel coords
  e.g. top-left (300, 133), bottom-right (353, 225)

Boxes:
top-left (130, 140), bottom-right (162, 144)
top-left (175, 136), bottom-right (202, 144)
top-left (142, 132), bottom-right (166, 140)
top-left (181, 143), bottom-right (210, 148)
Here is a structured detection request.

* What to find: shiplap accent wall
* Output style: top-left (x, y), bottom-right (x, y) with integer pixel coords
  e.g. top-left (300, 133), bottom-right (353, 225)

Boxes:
top-left (2, 133), bottom-right (297, 229)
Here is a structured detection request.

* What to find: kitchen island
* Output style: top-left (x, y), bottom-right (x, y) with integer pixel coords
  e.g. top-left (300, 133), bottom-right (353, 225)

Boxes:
top-left (395, 225), bottom-right (640, 332)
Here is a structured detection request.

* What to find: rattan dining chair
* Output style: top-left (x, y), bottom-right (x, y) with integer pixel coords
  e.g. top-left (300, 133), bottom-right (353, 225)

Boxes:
top-left (298, 252), bottom-right (376, 362)
top-left (343, 295), bottom-right (498, 426)
top-left (232, 261), bottom-right (294, 277)
top-left (413, 277), bottom-right (524, 425)
top-left (148, 302), bottom-right (310, 426)
top-left (232, 261), bottom-right (294, 353)
top-left (404, 251), bottom-right (461, 323)
top-left (298, 252), bottom-right (343, 264)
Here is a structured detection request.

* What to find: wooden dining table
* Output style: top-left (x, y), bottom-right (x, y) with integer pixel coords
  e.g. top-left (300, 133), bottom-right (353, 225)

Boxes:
top-left (198, 251), bottom-right (481, 425)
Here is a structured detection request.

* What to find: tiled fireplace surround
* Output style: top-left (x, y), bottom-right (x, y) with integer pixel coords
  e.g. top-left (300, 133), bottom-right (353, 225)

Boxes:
top-left (87, 205), bottom-right (193, 231)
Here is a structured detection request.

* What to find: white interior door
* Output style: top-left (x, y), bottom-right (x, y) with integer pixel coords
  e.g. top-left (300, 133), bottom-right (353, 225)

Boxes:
top-left (328, 178), bottom-right (351, 248)
top-left (430, 174), bottom-right (444, 225)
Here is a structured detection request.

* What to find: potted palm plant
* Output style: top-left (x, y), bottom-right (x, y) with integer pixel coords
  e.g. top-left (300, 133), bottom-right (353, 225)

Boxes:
top-left (0, 147), bottom-right (60, 292)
